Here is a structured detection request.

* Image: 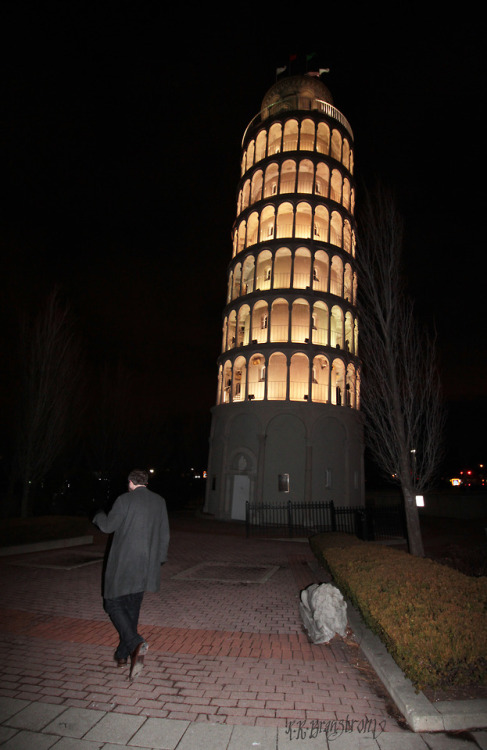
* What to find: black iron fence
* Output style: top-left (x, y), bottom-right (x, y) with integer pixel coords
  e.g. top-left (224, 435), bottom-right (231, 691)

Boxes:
top-left (245, 500), bottom-right (407, 544)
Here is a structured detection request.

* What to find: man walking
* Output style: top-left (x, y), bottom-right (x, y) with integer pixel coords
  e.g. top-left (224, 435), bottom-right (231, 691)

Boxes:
top-left (93, 469), bottom-right (170, 680)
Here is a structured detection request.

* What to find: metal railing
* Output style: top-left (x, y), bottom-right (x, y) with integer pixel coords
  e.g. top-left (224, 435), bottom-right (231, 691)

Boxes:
top-left (245, 500), bottom-right (407, 543)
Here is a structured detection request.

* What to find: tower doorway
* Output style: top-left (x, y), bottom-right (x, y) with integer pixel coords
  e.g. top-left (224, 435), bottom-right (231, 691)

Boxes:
top-left (231, 474), bottom-right (250, 520)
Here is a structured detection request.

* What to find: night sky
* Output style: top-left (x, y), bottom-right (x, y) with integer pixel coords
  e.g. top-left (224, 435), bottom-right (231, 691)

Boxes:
top-left (2, 4), bottom-right (485, 477)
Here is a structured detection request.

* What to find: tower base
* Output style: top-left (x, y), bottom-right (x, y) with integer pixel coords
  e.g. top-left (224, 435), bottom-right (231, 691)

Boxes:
top-left (204, 401), bottom-right (364, 521)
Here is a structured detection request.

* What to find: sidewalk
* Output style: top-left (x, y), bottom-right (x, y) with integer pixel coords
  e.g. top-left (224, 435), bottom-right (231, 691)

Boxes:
top-left (0, 518), bottom-right (486, 748)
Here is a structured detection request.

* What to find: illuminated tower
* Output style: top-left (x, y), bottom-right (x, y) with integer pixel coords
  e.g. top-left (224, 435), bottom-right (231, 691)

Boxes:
top-left (205, 73), bottom-right (363, 520)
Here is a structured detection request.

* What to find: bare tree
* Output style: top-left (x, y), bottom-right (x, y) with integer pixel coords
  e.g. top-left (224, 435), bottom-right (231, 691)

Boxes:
top-left (356, 186), bottom-right (445, 557)
top-left (13, 289), bottom-right (84, 516)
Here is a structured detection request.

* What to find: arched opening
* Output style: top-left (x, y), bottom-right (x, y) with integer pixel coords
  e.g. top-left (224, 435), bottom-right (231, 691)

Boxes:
top-left (268, 122), bottom-right (282, 155)
top-left (342, 139), bottom-right (351, 171)
top-left (312, 301), bottom-right (328, 345)
top-left (246, 212), bottom-right (259, 247)
top-left (227, 310), bottom-right (236, 349)
top-left (274, 247), bottom-right (292, 289)
top-left (291, 298), bottom-right (310, 343)
top-left (345, 311), bottom-right (353, 353)
top-left (297, 159), bottom-right (314, 194)
top-left (255, 130), bottom-right (267, 162)
top-left (240, 151), bottom-right (247, 178)
top-left (313, 204), bottom-right (329, 241)
top-left (346, 363), bottom-right (356, 407)
top-left (330, 211), bottom-right (343, 248)
top-left (330, 255), bottom-right (343, 297)
top-left (233, 355), bottom-right (247, 402)
top-left (255, 249), bottom-right (272, 290)
top-left (250, 170), bottom-right (263, 204)
top-left (223, 359), bottom-right (233, 404)
top-left (248, 353), bottom-right (265, 401)
top-left (312, 354), bottom-right (329, 403)
top-left (343, 178), bottom-right (351, 211)
top-left (280, 160), bottom-right (296, 194)
top-left (221, 316), bottom-right (228, 352)
top-left (232, 263), bottom-right (242, 300)
top-left (259, 205), bottom-right (275, 242)
top-left (240, 179), bottom-right (250, 213)
top-left (276, 202), bottom-right (294, 238)
top-left (270, 298), bottom-right (289, 342)
top-left (235, 220), bottom-right (246, 255)
top-left (331, 358), bottom-right (345, 405)
top-left (331, 129), bottom-right (342, 161)
top-left (237, 304), bottom-right (250, 347)
top-left (263, 163), bottom-right (279, 198)
top-left (290, 353), bottom-right (309, 401)
top-left (283, 119), bottom-right (299, 151)
top-left (330, 305), bottom-right (344, 349)
top-left (330, 169), bottom-right (342, 202)
top-left (343, 263), bottom-right (353, 302)
top-left (316, 122), bottom-right (330, 154)
top-left (295, 202), bottom-right (312, 238)
top-left (227, 271), bottom-right (233, 303)
top-left (216, 364), bottom-right (223, 404)
top-left (315, 162), bottom-right (329, 197)
top-left (293, 246), bottom-right (311, 289)
top-left (246, 141), bottom-right (255, 170)
top-left (268, 352), bottom-right (287, 400)
top-left (343, 219), bottom-right (352, 254)
top-left (299, 119), bottom-right (315, 151)
top-left (313, 249), bottom-right (329, 292)
top-left (242, 255), bottom-right (255, 295)
top-left (251, 300), bottom-right (269, 344)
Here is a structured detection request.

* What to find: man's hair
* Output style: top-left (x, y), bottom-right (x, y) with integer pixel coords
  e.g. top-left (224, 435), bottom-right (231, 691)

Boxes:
top-left (128, 469), bottom-right (149, 486)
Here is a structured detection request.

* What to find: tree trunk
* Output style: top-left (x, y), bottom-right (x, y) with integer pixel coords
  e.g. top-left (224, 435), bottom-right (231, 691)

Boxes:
top-left (402, 484), bottom-right (424, 557)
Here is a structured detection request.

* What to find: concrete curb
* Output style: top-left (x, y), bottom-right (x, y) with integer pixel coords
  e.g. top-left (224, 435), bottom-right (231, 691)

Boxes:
top-left (0, 536), bottom-right (94, 557)
top-left (347, 600), bottom-right (487, 732)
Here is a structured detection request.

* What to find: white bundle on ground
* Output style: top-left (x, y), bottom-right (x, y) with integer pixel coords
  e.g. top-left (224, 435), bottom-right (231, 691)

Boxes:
top-left (299, 583), bottom-right (348, 644)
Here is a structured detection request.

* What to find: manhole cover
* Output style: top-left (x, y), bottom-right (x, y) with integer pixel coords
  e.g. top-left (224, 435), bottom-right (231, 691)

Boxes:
top-left (172, 562), bottom-right (279, 583)
top-left (10, 551), bottom-right (104, 570)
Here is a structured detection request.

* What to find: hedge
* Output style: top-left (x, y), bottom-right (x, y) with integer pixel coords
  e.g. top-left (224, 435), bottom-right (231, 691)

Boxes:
top-left (309, 532), bottom-right (487, 690)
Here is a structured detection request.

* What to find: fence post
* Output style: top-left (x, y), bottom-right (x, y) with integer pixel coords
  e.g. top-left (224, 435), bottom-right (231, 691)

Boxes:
top-left (330, 500), bottom-right (337, 532)
top-left (287, 501), bottom-right (293, 538)
top-left (355, 509), bottom-right (365, 540)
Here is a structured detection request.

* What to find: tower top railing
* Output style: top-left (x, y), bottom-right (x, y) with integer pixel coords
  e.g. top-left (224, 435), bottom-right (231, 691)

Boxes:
top-left (242, 95), bottom-right (354, 147)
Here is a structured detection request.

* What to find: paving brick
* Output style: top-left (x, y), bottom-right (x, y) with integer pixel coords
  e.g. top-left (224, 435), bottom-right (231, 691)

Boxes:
top-left (0, 529), bottom-right (402, 731)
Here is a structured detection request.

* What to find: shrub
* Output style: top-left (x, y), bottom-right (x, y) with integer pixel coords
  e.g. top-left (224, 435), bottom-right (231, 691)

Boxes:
top-left (309, 533), bottom-right (487, 690)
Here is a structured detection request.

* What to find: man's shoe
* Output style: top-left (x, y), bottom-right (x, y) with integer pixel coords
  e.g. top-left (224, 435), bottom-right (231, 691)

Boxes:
top-left (129, 641), bottom-right (148, 681)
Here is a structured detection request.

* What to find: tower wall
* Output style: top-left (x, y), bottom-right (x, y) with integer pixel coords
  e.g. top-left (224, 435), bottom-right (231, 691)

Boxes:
top-left (205, 75), bottom-right (364, 519)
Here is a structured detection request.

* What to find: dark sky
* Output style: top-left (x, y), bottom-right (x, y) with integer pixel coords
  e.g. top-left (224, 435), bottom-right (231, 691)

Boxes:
top-left (2, 4), bottom-right (485, 470)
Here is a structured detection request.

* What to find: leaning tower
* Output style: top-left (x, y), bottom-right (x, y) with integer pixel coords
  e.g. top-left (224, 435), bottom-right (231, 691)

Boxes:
top-left (205, 73), bottom-right (363, 520)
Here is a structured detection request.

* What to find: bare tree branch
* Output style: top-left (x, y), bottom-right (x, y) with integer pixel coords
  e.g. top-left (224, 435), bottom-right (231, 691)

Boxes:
top-left (356, 185), bottom-right (445, 556)
top-left (14, 289), bottom-right (85, 516)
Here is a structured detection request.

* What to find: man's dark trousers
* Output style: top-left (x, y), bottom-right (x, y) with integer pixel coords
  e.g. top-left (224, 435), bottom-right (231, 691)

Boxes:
top-left (104, 592), bottom-right (144, 660)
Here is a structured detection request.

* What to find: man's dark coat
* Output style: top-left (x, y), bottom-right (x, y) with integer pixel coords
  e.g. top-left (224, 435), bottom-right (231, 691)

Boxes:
top-left (94, 486), bottom-right (170, 599)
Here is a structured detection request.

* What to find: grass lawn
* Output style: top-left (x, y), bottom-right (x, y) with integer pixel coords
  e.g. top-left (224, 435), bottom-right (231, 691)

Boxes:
top-left (0, 515), bottom-right (94, 547)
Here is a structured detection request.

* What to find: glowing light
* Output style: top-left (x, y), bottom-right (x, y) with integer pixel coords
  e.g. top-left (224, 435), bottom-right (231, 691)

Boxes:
top-left (415, 495), bottom-right (424, 507)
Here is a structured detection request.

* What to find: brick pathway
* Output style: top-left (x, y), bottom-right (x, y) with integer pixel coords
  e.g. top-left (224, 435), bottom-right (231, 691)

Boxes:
top-left (0, 525), bottom-right (404, 729)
